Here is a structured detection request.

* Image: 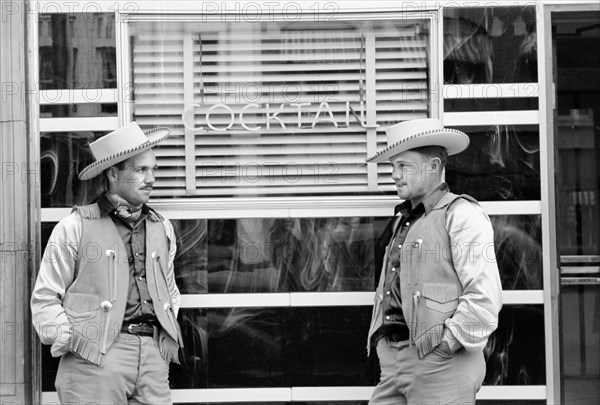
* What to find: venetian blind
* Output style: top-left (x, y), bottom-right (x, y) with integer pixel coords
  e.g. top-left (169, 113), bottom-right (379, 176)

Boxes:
top-left (130, 19), bottom-right (430, 198)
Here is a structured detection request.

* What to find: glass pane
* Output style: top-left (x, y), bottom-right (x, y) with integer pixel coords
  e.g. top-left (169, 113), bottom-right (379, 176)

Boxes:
top-left (443, 6), bottom-right (537, 84)
top-left (492, 215), bottom-right (542, 290)
top-left (40, 223), bottom-right (543, 390)
top-left (173, 215), bottom-right (541, 295)
top-left (129, 17), bottom-right (431, 198)
top-left (553, 10), bottom-right (600, 405)
top-left (561, 284), bottom-right (600, 403)
top-left (40, 103), bottom-right (117, 118)
top-left (40, 304), bottom-right (545, 391)
top-left (173, 217), bottom-right (393, 294)
top-left (444, 97), bottom-right (538, 112)
top-left (39, 13), bottom-right (116, 89)
top-left (445, 125), bottom-right (540, 201)
top-left (485, 305), bottom-right (546, 385)
top-left (40, 132), bottom-right (106, 207)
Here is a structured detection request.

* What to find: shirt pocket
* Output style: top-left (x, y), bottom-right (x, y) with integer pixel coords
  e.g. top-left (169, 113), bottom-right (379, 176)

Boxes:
top-left (63, 292), bottom-right (100, 322)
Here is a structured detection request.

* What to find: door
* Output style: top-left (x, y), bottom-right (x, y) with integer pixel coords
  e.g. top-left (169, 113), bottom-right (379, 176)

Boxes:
top-left (552, 9), bottom-right (600, 405)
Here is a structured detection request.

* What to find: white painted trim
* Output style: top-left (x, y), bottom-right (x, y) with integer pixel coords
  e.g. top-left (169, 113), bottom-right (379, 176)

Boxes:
top-left (41, 199), bottom-right (541, 221)
top-left (42, 385), bottom-right (546, 403)
top-left (480, 201), bottom-right (541, 215)
top-left (443, 84), bottom-right (540, 99)
top-left (292, 386), bottom-right (374, 401)
top-left (444, 111), bottom-right (539, 126)
top-left (181, 293), bottom-right (290, 308)
top-left (39, 117), bottom-right (119, 132)
top-left (290, 292), bottom-right (374, 307)
top-left (39, 89), bottom-right (118, 105)
top-left (179, 290), bottom-right (541, 308)
top-left (34, 0), bottom-right (594, 14)
top-left (503, 290), bottom-right (544, 305)
top-left (115, 8), bottom-right (129, 127)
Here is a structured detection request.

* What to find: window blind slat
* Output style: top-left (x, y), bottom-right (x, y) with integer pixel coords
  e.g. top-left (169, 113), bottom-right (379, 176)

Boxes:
top-left (131, 19), bottom-right (429, 197)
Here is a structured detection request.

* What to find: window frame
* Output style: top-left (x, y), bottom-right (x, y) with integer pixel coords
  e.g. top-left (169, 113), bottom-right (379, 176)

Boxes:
top-left (32, 1), bottom-right (552, 403)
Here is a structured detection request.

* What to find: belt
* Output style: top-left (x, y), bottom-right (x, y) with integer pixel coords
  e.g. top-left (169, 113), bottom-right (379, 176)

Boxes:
top-left (377, 325), bottom-right (410, 343)
top-left (121, 322), bottom-right (156, 337)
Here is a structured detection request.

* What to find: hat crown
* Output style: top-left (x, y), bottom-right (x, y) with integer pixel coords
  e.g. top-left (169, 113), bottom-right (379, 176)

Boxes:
top-left (89, 122), bottom-right (149, 162)
top-left (386, 118), bottom-right (444, 147)
top-left (365, 118), bottom-right (469, 163)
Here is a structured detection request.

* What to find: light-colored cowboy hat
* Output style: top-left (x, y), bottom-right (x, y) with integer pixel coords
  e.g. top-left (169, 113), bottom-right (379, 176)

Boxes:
top-left (366, 118), bottom-right (469, 163)
top-left (78, 122), bottom-right (170, 180)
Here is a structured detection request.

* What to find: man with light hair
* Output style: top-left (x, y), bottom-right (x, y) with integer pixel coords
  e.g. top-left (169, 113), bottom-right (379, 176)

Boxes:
top-left (365, 118), bottom-right (503, 404)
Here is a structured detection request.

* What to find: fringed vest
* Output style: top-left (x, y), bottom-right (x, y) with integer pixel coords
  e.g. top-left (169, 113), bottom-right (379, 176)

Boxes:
top-left (368, 193), bottom-right (477, 358)
top-left (63, 203), bottom-right (182, 366)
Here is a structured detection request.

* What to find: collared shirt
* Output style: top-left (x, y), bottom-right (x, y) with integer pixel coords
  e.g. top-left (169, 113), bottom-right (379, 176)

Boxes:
top-left (97, 194), bottom-right (157, 324)
top-left (31, 197), bottom-right (179, 357)
top-left (376, 183), bottom-right (450, 336)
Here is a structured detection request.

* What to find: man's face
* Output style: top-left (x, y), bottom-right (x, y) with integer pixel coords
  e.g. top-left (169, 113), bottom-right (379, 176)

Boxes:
top-left (109, 149), bottom-right (157, 206)
top-left (389, 150), bottom-right (439, 203)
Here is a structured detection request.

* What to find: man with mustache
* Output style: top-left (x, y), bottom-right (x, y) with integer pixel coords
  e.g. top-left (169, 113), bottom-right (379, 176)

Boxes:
top-left (365, 118), bottom-right (503, 404)
top-left (31, 122), bottom-right (183, 404)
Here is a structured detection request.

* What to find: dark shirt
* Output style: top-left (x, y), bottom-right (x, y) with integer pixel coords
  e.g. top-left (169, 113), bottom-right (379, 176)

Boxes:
top-left (376, 183), bottom-right (450, 336)
top-left (97, 194), bottom-right (157, 324)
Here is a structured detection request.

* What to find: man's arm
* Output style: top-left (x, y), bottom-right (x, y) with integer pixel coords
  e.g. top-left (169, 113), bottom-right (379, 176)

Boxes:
top-left (443, 198), bottom-right (503, 352)
top-left (30, 213), bottom-right (81, 357)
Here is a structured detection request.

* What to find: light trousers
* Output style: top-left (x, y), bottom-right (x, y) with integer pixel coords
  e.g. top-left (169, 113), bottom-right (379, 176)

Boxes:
top-left (369, 337), bottom-right (486, 405)
top-left (55, 333), bottom-right (171, 405)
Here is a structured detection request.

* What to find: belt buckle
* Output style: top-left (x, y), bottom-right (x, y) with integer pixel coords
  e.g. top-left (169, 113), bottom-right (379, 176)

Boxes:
top-left (127, 323), bottom-right (138, 334)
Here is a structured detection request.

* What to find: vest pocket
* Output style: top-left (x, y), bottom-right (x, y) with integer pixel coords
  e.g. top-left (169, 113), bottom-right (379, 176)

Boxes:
top-left (63, 293), bottom-right (99, 321)
top-left (422, 283), bottom-right (459, 314)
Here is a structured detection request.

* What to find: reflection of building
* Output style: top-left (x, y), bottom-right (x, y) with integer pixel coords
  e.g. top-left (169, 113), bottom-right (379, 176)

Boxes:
top-left (1, 2), bottom-right (599, 405)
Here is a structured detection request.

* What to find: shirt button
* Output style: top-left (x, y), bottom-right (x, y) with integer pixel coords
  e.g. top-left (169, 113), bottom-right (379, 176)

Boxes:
top-left (143, 300), bottom-right (148, 304)
top-left (138, 276), bottom-right (143, 281)
top-left (398, 244), bottom-right (402, 248)
top-left (406, 222), bottom-right (410, 226)
top-left (391, 267), bottom-right (396, 272)
top-left (135, 252), bottom-right (139, 257)
top-left (386, 291), bottom-right (391, 295)
top-left (385, 315), bottom-right (390, 320)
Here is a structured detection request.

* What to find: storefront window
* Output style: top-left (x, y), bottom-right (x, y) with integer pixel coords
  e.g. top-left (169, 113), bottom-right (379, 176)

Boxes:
top-left (129, 18), bottom-right (431, 198)
top-left (39, 13), bottom-right (116, 89)
top-left (446, 125), bottom-right (540, 201)
top-left (443, 6), bottom-right (537, 84)
top-left (40, 131), bottom-right (106, 207)
top-left (172, 215), bottom-right (541, 295)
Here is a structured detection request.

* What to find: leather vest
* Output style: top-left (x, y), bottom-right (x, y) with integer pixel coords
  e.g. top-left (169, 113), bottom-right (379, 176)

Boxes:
top-left (62, 203), bottom-right (181, 366)
top-left (368, 193), bottom-right (477, 358)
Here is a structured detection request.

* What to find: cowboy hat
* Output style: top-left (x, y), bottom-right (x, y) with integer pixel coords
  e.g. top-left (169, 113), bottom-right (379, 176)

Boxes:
top-left (365, 118), bottom-right (469, 163)
top-left (78, 122), bottom-right (170, 180)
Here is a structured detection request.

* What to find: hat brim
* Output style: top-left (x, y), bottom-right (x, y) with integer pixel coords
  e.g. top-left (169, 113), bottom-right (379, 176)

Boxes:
top-left (78, 127), bottom-right (170, 180)
top-left (365, 129), bottom-right (469, 163)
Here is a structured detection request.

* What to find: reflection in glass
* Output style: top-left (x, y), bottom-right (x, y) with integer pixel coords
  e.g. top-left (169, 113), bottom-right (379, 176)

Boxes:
top-left (444, 97), bottom-right (538, 112)
top-left (39, 13), bottom-right (116, 89)
top-left (40, 132), bottom-right (106, 207)
top-left (173, 217), bottom-right (393, 294)
top-left (172, 215), bottom-right (542, 296)
top-left (485, 305), bottom-right (546, 385)
top-left (40, 103), bottom-right (117, 118)
top-left (443, 6), bottom-right (537, 84)
top-left (446, 125), bottom-right (540, 201)
top-left (40, 304), bottom-right (545, 390)
top-left (492, 215), bottom-right (542, 290)
top-left (40, 217), bottom-right (545, 391)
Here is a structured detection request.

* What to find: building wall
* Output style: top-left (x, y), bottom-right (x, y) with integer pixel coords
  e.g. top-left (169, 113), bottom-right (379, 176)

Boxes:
top-left (0, 1), bottom-right (36, 404)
